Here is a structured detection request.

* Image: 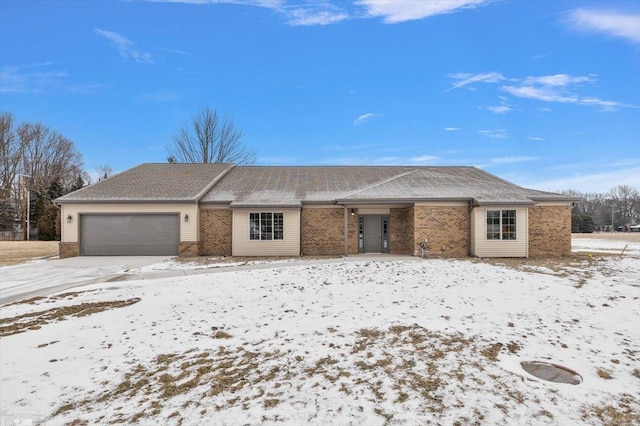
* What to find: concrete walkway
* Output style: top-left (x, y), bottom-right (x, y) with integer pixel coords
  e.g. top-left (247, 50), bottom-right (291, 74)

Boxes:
top-left (0, 254), bottom-right (420, 305)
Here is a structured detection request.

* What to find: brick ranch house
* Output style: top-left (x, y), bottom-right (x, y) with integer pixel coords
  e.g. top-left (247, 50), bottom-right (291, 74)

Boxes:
top-left (55, 163), bottom-right (578, 259)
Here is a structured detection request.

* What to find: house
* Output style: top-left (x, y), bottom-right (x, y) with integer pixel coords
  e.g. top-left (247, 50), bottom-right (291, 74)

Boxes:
top-left (55, 163), bottom-right (578, 258)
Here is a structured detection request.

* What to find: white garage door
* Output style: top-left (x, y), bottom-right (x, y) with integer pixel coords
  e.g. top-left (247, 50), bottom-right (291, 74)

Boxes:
top-left (80, 214), bottom-right (179, 256)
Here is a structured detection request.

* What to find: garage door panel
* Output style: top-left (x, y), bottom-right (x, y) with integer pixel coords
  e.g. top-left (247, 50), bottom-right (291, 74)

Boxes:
top-left (80, 214), bottom-right (179, 256)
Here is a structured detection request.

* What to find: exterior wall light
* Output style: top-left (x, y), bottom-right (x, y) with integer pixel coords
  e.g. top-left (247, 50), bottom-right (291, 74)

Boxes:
top-left (350, 208), bottom-right (357, 216)
top-left (67, 214), bottom-right (72, 223)
top-left (184, 214), bottom-right (189, 222)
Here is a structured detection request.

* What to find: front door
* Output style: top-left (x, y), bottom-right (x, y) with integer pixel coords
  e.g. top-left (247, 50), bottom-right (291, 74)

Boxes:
top-left (363, 215), bottom-right (383, 253)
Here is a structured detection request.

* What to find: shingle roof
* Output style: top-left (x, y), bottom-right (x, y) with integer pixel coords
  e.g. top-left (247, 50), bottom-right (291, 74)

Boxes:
top-left (56, 163), bottom-right (577, 206)
top-left (200, 166), bottom-right (422, 206)
top-left (337, 168), bottom-right (563, 205)
top-left (199, 165), bottom-right (573, 206)
top-left (56, 163), bottom-right (234, 203)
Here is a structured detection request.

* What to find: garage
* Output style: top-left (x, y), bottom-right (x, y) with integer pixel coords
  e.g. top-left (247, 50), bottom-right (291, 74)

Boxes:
top-left (80, 214), bottom-right (179, 256)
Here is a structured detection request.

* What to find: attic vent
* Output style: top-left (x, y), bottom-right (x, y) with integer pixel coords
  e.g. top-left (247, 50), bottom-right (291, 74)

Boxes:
top-left (521, 361), bottom-right (582, 385)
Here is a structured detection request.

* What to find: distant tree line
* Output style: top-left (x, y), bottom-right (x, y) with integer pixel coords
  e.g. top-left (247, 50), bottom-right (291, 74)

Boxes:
top-left (0, 112), bottom-right (88, 239)
top-left (561, 185), bottom-right (640, 233)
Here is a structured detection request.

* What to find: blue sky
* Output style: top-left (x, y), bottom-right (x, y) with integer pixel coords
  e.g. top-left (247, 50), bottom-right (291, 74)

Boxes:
top-left (1, 0), bottom-right (639, 193)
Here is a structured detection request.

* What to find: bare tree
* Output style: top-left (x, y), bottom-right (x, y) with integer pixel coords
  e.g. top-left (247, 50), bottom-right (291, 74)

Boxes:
top-left (0, 112), bottom-right (26, 201)
top-left (165, 107), bottom-right (256, 164)
top-left (0, 111), bottom-right (85, 232)
top-left (21, 122), bottom-right (84, 192)
top-left (609, 185), bottom-right (640, 227)
top-left (95, 164), bottom-right (113, 182)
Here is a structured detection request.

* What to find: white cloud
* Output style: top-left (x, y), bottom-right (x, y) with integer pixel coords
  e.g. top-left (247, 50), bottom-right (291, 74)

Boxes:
top-left (0, 63), bottom-right (100, 94)
top-left (502, 84), bottom-right (630, 111)
top-left (94, 29), bottom-right (154, 64)
top-left (501, 85), bottom-right (577, 103)
top-left (67, 83), bottom-right (103, 95)
top-left (446, 72), bottom-right (504, 91)
top-left (145, 0), bottom-right (495, 26)
top-left (145, 0), bottom-right (346, 26)
top-left (358, 0), bottom-right (493, 23)
top-left (286, 7), bottom-right (348, 26)
top-left (528, 136), bottom-right (544, 141)
top-left (409, 155), bottom-right (438, 164)
top-left (478, 129), bottom-right (508, 139)
top-left (448, 70), bottom-right (634, 112)
top-left (523, 74), bottom-right (595, 87)
top-left (145, 0), bottom-right (282, 6)
top-left (0, 65), bottom-right (68, 93)
top-left (353, 112), bottom-right (380, 125)
top-left (568, 9), bottom-right (640, 44)
top-left (444, 127), bottom-right (460, 131)
top-left (486, 105), bottom-right (512, 114)
top-left (158, 47), bottom-right (192, 56)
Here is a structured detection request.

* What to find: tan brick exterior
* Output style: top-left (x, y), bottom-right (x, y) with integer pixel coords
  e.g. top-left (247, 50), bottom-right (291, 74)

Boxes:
top-left (199, 209), bottom-right (232, 256)
top-left (528, 205), bottom-right (572, 257)
top-left (390, 207), bottom-right (414, 254)
top-left (59, 242), bottom-right (79, 258)
top-left (179, 242), bottom-right (199, 257)
top-left (194, 204), bottom-right (571, 258)
top-left (414, 206), bottom-right (469, 257)
top-left (302, 208), bottom-right (358, 255)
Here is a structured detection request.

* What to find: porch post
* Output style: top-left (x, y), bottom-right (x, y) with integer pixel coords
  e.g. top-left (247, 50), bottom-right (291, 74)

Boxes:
top-left (344, 206), bottom-right (348, 257)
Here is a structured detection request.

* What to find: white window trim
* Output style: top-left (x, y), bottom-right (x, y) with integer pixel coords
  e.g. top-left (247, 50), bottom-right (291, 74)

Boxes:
top-left (249, 212), bottom-right (284, 241)
top-left (486, 209), bottom-right (517, 241)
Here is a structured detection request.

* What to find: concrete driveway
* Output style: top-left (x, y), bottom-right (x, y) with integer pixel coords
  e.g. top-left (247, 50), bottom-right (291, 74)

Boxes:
top-left (0, 256), bottom-right (171, 305)
top-left (0, 254), bottom-right (421, 306)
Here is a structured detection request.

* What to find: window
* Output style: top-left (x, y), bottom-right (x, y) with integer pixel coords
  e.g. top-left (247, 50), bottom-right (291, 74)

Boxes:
top-left (486, 210), bottom-right (516, 240)
top-left (250, 213), bottom-right (283, 240)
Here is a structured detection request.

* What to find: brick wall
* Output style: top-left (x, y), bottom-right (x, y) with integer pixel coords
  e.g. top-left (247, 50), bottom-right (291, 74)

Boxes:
top-left (414, 206), bottom-right (469, 257)
top-left (302, 208), bottom-right (357, 255)
top-left (390, 207), bottom-right (414, 254)
top-left (59, 242), bottom-right (79, 258)
top-left (529, 205), bottom-right (572, 256)
top-left (178, 242), bottom-right (198, 257)
top-left (199, 209), bottom-right (232, 256)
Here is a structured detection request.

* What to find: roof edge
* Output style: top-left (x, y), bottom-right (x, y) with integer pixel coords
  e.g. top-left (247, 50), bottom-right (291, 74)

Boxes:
top-left (55, 199), bottom-right (199, 205)
top-left (336, 197), bottom-right (472, 204)
top-left (230, 203), bottom-right (303, 209)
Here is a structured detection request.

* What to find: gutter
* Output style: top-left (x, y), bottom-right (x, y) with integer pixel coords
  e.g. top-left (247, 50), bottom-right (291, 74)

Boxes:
top-left (335, 197), bottom-right (472, 205)
top-left (343, 206), bottom-right (348, 257)
top-left (468, 199), bottom-right (473, 256)
top-left (55, 198), bottom-right (203, 205)
top-left (229, 203), bottom-right (303, 209)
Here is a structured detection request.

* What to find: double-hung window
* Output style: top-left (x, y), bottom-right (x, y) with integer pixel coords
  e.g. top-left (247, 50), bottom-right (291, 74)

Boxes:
top-left (486, 210), bottom-right (516, 240)
top-left (250, 213), bottom-right (284, 240)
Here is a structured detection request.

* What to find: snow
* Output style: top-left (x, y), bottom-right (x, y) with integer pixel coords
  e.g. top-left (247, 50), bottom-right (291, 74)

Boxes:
top-left (1, 240), bottom-right (639, 425)
top-left (572, 235), bottom-right (640, 256)
top-left (0, 256), bottom-right (171, 305)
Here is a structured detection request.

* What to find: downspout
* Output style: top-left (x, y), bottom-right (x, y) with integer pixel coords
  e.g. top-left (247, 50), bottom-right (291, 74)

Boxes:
top-left (344, 206), bottom-right (348, 257)
top-left (467, 199), bottom-right (473, 256)
top-left (299, 207), bottom-right (303, 257)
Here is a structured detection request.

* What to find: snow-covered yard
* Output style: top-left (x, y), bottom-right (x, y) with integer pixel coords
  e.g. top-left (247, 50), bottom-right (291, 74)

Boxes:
top-left (1, 241), bottom-right (639, 425)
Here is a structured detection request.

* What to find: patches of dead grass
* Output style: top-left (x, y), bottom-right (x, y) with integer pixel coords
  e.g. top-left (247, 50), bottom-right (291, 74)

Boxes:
top-left (0, 298), bottom-right (141, 337)
top-left (49, 323), bottom-right (638, 425)
top-left (581, 394), bottom-right (640, 426)
top-left (474, 254), bottom-right (615, 288)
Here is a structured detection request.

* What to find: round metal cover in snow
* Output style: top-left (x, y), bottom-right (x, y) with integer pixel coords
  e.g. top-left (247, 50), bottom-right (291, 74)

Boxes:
top-left (521, 361), bottom-right (582, 385)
